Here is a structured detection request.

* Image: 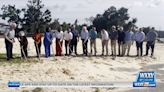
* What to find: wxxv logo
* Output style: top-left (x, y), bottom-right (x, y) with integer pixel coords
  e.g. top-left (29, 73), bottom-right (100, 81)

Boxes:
top-left (133, 71), bottom-right (156, 87)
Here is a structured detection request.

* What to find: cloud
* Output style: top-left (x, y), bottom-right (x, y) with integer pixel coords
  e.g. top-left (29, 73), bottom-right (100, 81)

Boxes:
top-left (46, 4), bottom-right (67, 12)
top-left (0, 0), bottom-right (164, 29)
top-left (132, 0), bottom-right (164, 8)
top-left (133, 1), bottom-right (144, 7)
top-left (147, 0), bottom-right (164, 7)
top-left (84, 0), bottom-right (94, 4)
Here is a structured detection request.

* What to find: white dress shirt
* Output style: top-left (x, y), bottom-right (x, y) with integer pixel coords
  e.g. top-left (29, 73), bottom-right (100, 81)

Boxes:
top-left (55, 31), bottom-right (64, 41)
top-left (101, 30), bottom-right (109, 40)
top-left (81, 30), bottom-right (89, 40)
top-left (64, 31), bottom-right (73, 41)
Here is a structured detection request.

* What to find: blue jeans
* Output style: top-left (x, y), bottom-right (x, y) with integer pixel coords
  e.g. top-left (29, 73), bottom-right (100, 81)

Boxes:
top-left (44, 44), bottom-right (51, 57)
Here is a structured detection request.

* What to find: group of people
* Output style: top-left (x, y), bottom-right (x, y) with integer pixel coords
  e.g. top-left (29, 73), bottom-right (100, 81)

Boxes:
top-left (100, 26), bottom-right (158, 57)
top-left (4, 22), bottom-right (158, 61)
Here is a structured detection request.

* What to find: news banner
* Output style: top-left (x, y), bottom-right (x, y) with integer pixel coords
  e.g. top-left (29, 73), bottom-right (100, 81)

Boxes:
top-left (7, 71), bottom-right (156, 88)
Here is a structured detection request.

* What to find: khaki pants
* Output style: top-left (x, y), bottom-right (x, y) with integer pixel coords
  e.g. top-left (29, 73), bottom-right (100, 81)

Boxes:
top-left (90, 39), bottom-right (97, 55)
top-left (102, 40), bottom-right (109, 55)
top-left (111, 40), bottom-right (117, 56)
top-left (124, 41), bottom-right (132, 55)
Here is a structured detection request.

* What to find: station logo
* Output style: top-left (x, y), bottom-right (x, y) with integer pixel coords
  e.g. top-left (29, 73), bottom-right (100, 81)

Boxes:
top-left (133, 71), bottom-right (156, 87)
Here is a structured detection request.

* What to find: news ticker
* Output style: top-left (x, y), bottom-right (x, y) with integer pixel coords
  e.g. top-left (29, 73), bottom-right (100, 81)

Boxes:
top-left (7, 71), bottom-right (156, 88)
top-left (8, 81), bottom-right (133, 88)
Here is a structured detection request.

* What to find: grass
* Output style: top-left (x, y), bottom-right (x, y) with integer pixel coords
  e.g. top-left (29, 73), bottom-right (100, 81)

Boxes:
top-left (0, 53), bottom-right (38, 65)
top-left (32, 88), bottom-right (43, 92)
top-left (21, 88), bottom-right (43, 92)
top-left (95, 88), bottom-right (101, 92)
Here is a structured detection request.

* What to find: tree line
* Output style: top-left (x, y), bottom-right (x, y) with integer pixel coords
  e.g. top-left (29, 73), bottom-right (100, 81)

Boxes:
top-left (0, 0), bottom-right (154, 35)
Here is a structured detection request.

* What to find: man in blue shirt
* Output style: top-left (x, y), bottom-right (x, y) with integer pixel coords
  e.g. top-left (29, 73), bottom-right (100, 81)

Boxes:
top-left (89, 27), bottom-right (97, 55)
top-left (124, 28), bottom-right (134, 56)
top-left (145, 27), bottom-right (158, 57)
top-left (134, 28), bottom-right (145, 56)
top-left (70, 25), bottom-right (79, 55)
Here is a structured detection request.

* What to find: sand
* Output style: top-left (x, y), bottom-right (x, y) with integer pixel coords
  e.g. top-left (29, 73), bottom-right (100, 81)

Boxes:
top-left (0, 37), bottom-right (164, 92)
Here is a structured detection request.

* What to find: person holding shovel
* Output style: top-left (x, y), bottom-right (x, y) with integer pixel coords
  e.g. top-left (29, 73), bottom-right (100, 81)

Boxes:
top-left (43, 27), bottom-right (53, 58)
top-left (81, 26), bottom-right (89, 56)
top-left (18, 31), bottom-right (28, 59)
top-left (64, 28), bottom-right (73, 56)
top-left (70, 25), bottom-right (79, 55)
top-left (32, 29), bottom-right (43, 58)
top-left (55, 26), bottom-right (64, 56)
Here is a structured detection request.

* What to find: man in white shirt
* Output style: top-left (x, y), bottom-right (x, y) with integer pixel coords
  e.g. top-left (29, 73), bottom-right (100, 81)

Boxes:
top-left (4, 22), bottom-right (17, 60)
top-left (64, 28), bottom-right (73, 55)
top-left (55, 26), bottom-right (64, 56)
top-left (101, 29), bottom-right (109, 55)
top-left (81, 26), bottom-right (89, 56)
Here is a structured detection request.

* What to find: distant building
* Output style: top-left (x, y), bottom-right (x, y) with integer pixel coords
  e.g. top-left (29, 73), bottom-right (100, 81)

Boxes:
top-left (157, 31), bottom-right (164, 38)
top-left (0, 23), bottom-right (9, 35)
top-left (0, 23), bottom-right (8, 26)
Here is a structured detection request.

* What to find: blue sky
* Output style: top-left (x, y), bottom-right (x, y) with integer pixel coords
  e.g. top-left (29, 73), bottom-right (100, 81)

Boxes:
top-left (0, 0), bottom-right (164, 30)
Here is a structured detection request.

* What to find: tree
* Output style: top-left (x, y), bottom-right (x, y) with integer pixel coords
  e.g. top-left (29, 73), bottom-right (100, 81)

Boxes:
top-left (61, 22), bottom-right (71, 31)
top-left (142, 27), bottom-right (151, 35)
top-left (0, 5), bottom-right (23, 28)
top-left (0, 0), bottom-right (52, 33)
top-left (23, 0), bottom-right (52, 33)
top-left (49, 19), bottom-right (60, 30)
top-left (92, 6), bottom-right (137, 32)
top-left (124, 18), bottom-right (137, 31)
top-left (85, 16), bottom-right (94, 25)
top-left (0, 5), bottom-right (24, 36)
top-left (93, 14), bottom-right (108, 31)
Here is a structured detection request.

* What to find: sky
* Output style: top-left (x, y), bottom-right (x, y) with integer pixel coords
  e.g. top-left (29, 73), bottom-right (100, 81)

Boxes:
top-left (0, 0), bottom-right (164, 30)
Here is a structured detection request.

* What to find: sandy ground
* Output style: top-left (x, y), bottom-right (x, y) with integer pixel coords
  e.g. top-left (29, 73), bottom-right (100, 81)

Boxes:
top-left (0, 37), bottom-right (164, 92)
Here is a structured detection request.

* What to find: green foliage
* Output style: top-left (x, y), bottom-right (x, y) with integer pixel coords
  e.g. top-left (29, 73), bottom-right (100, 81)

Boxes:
top-left (1, 5), bottom-right (22, 23)
top-left (92, 6), bottom-right (137, 32)
top-left (32, 87), bottom-right (43, 92)
top-left (95, 88), bottom-right (101, 92)
top-left (23, 0), bottom-right (51, 33)
top-left (61, 22), bottom-right (71, 31)
top-left (0, 0), bottom-right (52, 33)
top-left (49, 19), bottom-right (60, 30)
top-left (142, 27), bottom-right (151, 35)
top-left (1, 2), bottom-right (139, 34)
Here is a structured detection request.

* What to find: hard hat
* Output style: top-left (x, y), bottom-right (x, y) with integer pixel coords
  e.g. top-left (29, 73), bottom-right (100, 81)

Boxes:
top-left (19, 31), bottom-right (25, 36)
